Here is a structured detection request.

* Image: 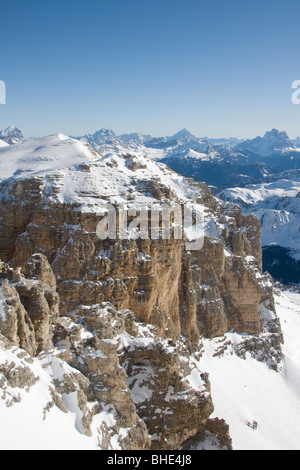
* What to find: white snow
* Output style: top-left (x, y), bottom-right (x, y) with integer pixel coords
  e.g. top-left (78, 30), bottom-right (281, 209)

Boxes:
top-left (186, 367), bottom-right (206, 393)
top-left (0, 347), bottom-right (98, 450)
top-left (200, 289), bottom-right (300, 450)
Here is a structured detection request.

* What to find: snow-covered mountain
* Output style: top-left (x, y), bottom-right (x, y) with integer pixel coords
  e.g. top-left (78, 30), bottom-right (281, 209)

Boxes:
top-left (118, 132), bottom-right (152, 146)
top-left (2, 125), bottom-right (299, 283)
top-left (75, 127), bottom-right (299, 163)
top-left (0, 133), bottom-right (206, 211)
top-left (77, 128), bottom-right (118, 147)
top-left (0, 126), bottom-right (26, 145)
top-left (154, 128), bottom-right (300, 189)
top-left (0, 133), bottom-right (101, 185)
top-left (75, 127), bottom-right (300, 190)
top-left (219, 169), bottom-right (300, 284)
top-left (0, 139), bottom-right (9, 148)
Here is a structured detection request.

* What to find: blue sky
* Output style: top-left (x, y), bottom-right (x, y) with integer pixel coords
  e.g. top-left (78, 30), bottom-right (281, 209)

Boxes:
top-left (1, 0), bottom-right (300, 139)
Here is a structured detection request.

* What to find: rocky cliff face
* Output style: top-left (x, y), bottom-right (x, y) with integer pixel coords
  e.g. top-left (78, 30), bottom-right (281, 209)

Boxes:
top-left (0, 135), bottom-right (282, 449)
top-left (0, 177), bottom-right (268, 344)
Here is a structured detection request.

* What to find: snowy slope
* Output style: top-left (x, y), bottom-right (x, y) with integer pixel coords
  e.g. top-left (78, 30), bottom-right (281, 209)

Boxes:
top-left (199, 289), bottom-right (300, 450)
top-left (0, 329), bottom-right (143, 451)
top-left (75, 128), bottom-right (273, 189)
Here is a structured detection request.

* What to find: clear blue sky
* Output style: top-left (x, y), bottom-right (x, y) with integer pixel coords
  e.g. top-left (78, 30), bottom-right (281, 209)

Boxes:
top-left (1, 0), bottom-right (300, 139)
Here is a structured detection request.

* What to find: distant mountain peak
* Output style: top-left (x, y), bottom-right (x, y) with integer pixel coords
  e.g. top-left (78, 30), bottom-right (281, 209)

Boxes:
top-left (0, 125), bottom-right (25, 144)
top-left (172, 128), bottom-right (197, 141)
top-left (264, 128), bottom-right (289, 139)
